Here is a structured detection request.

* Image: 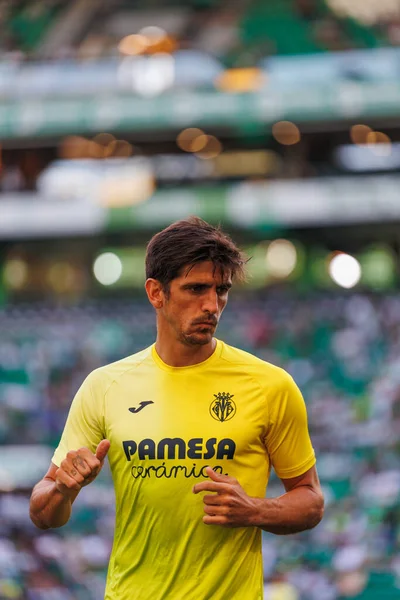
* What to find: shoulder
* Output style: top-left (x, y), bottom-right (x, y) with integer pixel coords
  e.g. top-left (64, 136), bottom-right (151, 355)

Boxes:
top-left (83, 345), bottom-right (153, 394)
top-left (218, 339), bottom-right (292, 389)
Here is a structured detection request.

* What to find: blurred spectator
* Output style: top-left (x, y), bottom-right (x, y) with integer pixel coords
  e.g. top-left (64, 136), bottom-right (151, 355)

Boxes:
top-left (264, 572), bottom-right (299, 599)
top-left (0, 165), bottom-right (25, 192)
top-left (295, 0), bottom-right (319, 21)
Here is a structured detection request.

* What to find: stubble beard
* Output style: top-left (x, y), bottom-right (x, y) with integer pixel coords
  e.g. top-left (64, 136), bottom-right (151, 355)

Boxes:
top-left (179, 326), bottom-right (217, 347)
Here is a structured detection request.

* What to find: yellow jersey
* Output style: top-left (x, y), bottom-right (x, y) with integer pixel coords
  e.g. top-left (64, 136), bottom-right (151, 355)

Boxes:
top-left (52, 339), bottom-right (316, 600)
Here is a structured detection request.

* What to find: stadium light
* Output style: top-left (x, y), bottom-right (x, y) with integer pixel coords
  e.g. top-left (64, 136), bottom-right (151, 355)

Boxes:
top-left (92, 133), bottom-right (117, 158)
top-left (139, 26), bottom-right (167, 45)
top-left (93, 253), bottom-right (123, 286)
top-left (118, 34), bottom-right (149, 56)
top-left (59, 136), bottom-right (90, 159)
top-left (329, 253), bottom-right (362, 289)
top-left (366, 131), bottom-right (392, 156)
top-left (176, 128), bottom-right (206, 152)
top-left (360, 245), bottom-right (396, 289)
top-left (117, 53), bottom-right (175, 96)
top-left (265, 240), bottom-right (297, 278)
top-left (3, 259), bottom-right (28, 290)
top-left (272, 121), bottom-right (301, 146)
top-left (47, 262), bottom-right (76, 293)
top-left (196, 136), bottom-right (223, 160)
top-left (216, 68), bottom-right (264, 93)
top-left (350, 124), bottom-right (372, 145)
top-left (190, 135), bottom-right (209, 153)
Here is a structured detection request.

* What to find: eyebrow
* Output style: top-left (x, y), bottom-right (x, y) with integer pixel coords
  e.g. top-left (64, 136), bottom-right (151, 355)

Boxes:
top-left (181, 282), bottom-right (232, 290)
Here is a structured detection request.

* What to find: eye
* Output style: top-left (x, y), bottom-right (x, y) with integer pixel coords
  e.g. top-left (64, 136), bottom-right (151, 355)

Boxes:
top-left (217, 286), bottom-right (230, 295)
top-left (189, 285), bottom-right (205, 293)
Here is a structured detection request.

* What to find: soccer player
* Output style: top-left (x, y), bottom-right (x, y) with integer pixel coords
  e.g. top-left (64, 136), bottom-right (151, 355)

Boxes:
top-left (30, 217), bottom-right (324, 600)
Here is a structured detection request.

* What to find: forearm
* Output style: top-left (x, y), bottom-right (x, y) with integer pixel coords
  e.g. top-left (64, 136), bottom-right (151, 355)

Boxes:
top-left (29, 479), bottom-right (78, 529)
top-left (251, 486), bottom-right (324, 535)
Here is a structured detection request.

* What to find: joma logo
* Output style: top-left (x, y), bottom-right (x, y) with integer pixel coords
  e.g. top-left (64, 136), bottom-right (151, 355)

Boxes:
top-left (129, 401), bottom-right (154, 414)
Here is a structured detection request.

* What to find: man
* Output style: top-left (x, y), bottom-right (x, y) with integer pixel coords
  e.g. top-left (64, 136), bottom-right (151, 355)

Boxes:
top-left (30, 217), bottom-right (324, 600)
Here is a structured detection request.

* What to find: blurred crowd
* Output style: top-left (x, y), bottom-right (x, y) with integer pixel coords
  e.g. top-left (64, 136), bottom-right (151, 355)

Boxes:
top-left (0, 291), bottom-right (400, 598)
top-left (0, 0), bottom-right (398, 65)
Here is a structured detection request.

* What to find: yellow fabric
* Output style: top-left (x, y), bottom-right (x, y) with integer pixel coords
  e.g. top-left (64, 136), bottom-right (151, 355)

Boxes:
top-left (52, 339), bottom-right (315, 600)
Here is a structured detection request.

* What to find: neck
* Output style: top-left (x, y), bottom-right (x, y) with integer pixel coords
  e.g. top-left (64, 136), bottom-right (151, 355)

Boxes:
top-left (155, 332), bottom-right (217, 367)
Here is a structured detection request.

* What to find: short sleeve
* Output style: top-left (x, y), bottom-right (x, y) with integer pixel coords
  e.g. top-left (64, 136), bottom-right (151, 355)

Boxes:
top-left (51, 371), bottom-right (105, 467)
top-left (264, 371), bottom-right (316, 479)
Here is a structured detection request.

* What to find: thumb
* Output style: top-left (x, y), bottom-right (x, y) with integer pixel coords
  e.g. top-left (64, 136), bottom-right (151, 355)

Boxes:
top-left (205, 466), bottom-right (233, 482)
top-left (95, 439), bottom-right (110, 462)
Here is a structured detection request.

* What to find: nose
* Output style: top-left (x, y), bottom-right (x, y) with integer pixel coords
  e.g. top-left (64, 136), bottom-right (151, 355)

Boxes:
top-left (202, 290), bottom-right (219, 315)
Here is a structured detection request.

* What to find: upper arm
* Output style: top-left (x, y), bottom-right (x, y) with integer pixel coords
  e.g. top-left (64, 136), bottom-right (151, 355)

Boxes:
top-left (265, 371), bottom-right (316, 480)
top-left (281, 464), bottom-right (323, 498)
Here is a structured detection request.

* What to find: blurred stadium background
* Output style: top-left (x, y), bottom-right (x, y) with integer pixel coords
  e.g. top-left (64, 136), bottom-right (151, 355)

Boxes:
top-left (1, 0), bottom-right (400, 598)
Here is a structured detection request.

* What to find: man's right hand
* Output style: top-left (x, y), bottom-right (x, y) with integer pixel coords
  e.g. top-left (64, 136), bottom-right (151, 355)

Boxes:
top-left (55, 440), bottom-right (110, 499)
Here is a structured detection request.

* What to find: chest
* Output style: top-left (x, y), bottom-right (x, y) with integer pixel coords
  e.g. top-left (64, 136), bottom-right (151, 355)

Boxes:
top-left (104, 367), bottom-right (268, 464)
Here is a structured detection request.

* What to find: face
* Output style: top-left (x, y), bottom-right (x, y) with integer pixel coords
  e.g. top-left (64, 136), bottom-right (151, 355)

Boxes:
top-left (147, 261), bottom-right (232, 347)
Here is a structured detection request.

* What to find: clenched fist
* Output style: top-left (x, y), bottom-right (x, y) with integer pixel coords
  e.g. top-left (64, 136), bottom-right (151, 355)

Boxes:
top-left (55, 440), bottom-right (110, 499)
top-left (192, 466), bottom-right (259, 528)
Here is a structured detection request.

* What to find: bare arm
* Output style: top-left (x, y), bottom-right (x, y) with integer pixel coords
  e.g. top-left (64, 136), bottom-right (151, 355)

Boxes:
top-left (193, 465), bottom-right (324, 535)
top-left (30, 463), bottom-right (78, 529)
top-left (252, 465), bottom-right (324, 534)
top-left (29, 440), bottom-right (110, 530)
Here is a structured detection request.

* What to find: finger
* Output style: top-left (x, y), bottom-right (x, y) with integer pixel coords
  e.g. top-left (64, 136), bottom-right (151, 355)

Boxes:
top-left (95, 440), bottom-right (111, 462)
top-left (203, 504), bottom-right (229, 516)
top-left (203, 515), bottom-right (229, 526)
top-left (60, 460), bottom-right (85, 484)
top-left (205, 467), bottom-right (236, 484)
top-left (56, 468), bottom-right (82, 492)
top-left (203, 494), bottom-right (227, 505)
top-left (192, 481), bottom-right (231, 495)
top-left (71, 455), bottom-right (92, 477)
top-left (67, 448), bottom-right (99, 471)
top-left (75, 451), bottom-right (101, 473)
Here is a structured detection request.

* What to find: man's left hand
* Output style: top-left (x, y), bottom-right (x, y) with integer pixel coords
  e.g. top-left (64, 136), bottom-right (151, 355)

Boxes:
top-left (192, 467), bottom-right (259, 527)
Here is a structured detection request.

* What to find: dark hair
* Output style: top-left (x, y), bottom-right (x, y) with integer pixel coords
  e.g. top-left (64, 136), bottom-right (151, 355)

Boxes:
top-left (145, 217), bottom-right (247, 288)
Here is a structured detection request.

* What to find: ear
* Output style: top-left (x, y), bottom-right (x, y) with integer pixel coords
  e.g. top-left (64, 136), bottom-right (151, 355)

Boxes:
top-left (145, 278), bottom-right (165, 309)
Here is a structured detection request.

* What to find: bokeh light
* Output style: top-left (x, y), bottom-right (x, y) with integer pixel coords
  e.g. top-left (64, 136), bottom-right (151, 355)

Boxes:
top-left (3, 259), bottom-right (28, 289)
top-left (92, 133), bottom-right (117, 158)
top-left (265, 240), bottom-right (298, 278)
top-left (93, 133), bottom-right (115, 147)
top-left (93, 253), bottom-right (123, 286)
top-left (139, 26), bottom-right (167, 44)
top-left (47, 262), bottom-right (76, 293)
top-left (350, 124), bottom-right (373, 145)
top-left (118, 34), bottom-right (149, 56)
top-left (272, 121), bottom-right (301, 146)
top-left (366, 131), bottom-right (392, 156)
top-left (59, 136), bottom-right (90, 159)
top-left (329, 253), bottom-right (362, 288)
top-left (176, 128), bottom-right (206, 152)
top-left (360, 245), bottom-right (396, 289)
top-left (196, 136), bottom-right (223, 159)
top-left (216, 68), bottom-right (264, 93)
top-left (110, 140), bottom-right (133, 158)
top-left (88, 140), bottom-right (104, 159)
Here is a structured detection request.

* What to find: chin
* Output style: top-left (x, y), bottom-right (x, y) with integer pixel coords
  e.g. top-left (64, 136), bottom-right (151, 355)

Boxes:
top-left (182, 332), bottom-right (213, 346)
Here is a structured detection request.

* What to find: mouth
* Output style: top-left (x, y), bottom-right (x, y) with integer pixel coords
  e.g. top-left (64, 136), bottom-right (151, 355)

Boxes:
top-left (194, 321), bottom-right (216, 328)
